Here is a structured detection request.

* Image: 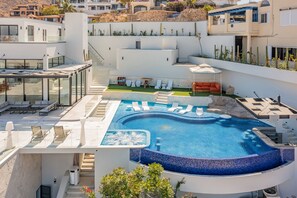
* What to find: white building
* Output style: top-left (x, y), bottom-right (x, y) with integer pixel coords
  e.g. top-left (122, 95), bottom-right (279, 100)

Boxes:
top-left (0, 9), bottom-right (297, 198)
top-left (0, 13), bottom-right (92, 106)
top-left (68, 0), bottom-right (124, 15)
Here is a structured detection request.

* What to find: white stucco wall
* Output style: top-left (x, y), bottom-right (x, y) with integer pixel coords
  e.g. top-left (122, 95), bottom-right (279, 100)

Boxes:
top-left (95, 148), bottom-right (130, 198)
top-left (41, 153), bottom-right (74, 198)
top-left (88, 21), bottom-right (235, 70)
top-left (65, 13), bottom-right (89, 64)
top-left (0, 153), bottom-right (41, 198)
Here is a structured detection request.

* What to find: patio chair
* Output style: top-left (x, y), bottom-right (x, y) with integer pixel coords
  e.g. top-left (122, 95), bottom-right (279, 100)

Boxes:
top-left (126, 80), bottom-right (132, 87)
top-left (196, 108), bottom-right (204, 116)
top-left (132, 102), bottom-right (141, 111)
top-left (135, 80), bottom-right (141, 87)
top-left (179, 105), bottom-right (193, 114)
top-left (166, 80), bottom-right (173, 90)
top-left (168, 102), bottom-right (179, 112)
top-left (154, 80), bottom-right (162, 89)
top-left (142, 101), bottom-right (150, 111)
top-left (131, 80), bottom-right (136, 87)
top-left (31, 126), bottom-right (47, 142)
top-left (53, 126), bottom-right (71, 143)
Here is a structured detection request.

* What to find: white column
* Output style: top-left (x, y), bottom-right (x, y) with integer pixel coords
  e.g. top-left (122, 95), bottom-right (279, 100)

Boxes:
top-left (43, 79), bottom-right (48, 101)
top-left (224, 13), bottom-right (230, 33)
top-left (247, 35), bottom-right (252, 63)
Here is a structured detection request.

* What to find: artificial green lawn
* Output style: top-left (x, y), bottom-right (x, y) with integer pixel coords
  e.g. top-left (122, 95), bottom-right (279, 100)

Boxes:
top-left (107, 85), bottom-right (238, 98)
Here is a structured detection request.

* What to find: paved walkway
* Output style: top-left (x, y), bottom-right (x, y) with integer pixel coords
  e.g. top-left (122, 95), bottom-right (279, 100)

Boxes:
top-left (0, 97), bottom-right (121, 159)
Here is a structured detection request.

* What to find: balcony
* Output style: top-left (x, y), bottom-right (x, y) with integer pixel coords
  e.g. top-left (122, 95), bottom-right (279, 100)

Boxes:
top-left (0, 35), bottom-right (18, 42)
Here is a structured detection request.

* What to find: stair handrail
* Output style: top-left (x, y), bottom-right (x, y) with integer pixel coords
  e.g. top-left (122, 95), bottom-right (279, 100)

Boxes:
top-left (56, 171), bottom-right (70, 198)
top-left (88, 42), bottom-right (104, 61)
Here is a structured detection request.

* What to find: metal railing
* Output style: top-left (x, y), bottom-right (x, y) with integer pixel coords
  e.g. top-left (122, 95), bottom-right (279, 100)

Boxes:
top-left (88, 42), bottom-right (104, 64)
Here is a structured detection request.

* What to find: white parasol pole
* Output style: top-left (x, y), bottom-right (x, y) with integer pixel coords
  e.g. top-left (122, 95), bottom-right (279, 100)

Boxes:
top-left (80, 117), bottom-right (86, 146)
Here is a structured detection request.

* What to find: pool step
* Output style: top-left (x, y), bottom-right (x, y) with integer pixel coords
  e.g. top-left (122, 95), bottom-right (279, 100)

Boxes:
top-left (88, 85), bottom-right (107, 95)
top-left (91, 100), bottom-right (109, 118)
top-left (155, 92), bottom-right (172, 104)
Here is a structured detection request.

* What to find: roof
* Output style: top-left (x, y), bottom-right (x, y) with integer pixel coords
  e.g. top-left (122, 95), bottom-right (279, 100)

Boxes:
top-left (0, 64), bottom-right (91, 78)
top-left (208, 3), bottom-right (258, 15)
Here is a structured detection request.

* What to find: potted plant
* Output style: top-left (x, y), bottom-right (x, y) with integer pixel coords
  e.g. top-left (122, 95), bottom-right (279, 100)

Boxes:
top-left (263, 186), bottom-right (278, 197)
top-left (82, 186), bottom-right (95, 198)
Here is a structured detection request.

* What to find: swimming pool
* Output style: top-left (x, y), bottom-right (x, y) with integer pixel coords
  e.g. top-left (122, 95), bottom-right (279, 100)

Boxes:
top-left (107, 100), bottom-right (289, 175)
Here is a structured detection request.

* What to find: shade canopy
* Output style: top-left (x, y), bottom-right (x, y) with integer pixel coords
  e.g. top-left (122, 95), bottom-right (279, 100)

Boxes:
top-left (189, 64), bottom-right (222, 74)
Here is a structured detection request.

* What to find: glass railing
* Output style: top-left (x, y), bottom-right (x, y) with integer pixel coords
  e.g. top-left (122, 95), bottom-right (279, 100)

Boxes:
top-left (0, 35), bottom-right (18, 42)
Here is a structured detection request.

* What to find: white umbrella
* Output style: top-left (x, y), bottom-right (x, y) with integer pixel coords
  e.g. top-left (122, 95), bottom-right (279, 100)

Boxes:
top-left (80, 117), bottom-right (86, 146)
top-left (5, 121), bottom-right (14, 150)
top-left (189, 64), bottom-right (223, 95)
top-left (189, 64), bottom-right (222, 74)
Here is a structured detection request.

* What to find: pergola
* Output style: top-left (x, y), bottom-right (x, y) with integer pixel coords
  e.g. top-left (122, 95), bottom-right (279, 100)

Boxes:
top-left (189, 63), bottom-right (223, 95)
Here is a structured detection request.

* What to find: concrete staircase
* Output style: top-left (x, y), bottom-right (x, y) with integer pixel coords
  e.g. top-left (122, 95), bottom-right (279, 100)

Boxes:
top-left (88, 42), bottom-right (104, 65)
top-left (65, 154), bottom-right (95, 198)
top-left (88, 85), bottom-right (106, 95)
top-left (91, 100), bottom-right (108, 118)
top-left (155, 91), bottom-right (172, 104)
top-left (80, 153), bottom-right (95, 177)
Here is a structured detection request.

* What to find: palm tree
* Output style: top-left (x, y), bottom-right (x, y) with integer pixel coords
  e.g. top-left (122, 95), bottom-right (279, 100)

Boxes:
top-left (60, 0), bottom-right (77, 14)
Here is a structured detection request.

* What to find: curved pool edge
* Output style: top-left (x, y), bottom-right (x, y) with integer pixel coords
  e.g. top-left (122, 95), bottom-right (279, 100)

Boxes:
top-left (129, 160), bottom-right (295, 194)
top-left (130, 147), bottom-right (294, 175)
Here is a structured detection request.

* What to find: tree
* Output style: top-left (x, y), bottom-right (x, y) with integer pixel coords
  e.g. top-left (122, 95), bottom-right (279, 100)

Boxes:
top-left (41, 5), bottom-right (60, 15)
top-left (60, 0), bottom-right (77, 14)
top-left (185, 0), bottom-right (197, 8)
top-left (99, 163), bottom-right (174, 198)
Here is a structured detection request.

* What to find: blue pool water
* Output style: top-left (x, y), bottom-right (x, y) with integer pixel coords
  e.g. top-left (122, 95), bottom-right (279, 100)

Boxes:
top-left (108, 100), bottom-right (274, 159)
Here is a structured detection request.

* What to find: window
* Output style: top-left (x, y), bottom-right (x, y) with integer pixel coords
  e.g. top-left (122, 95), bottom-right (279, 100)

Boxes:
top-left (6, 60), bottom-right (25, 69)
top-left (48, 56), bottom-right (65, 68)
top-left (25, 60), bottom-right (43, 69)
top-left (43, 29), bottom-right (47, 41)
top-left (24, 78), bottom-right (42, 103)
top-left (0, 78), bottom-right (6, 103)
top-left (0, 25), bottom-right (18, 42)
top-left (6, 78), bottom-right (24, 102)
top-left (28, 25), bottom-right (34, 41)
top-left (280, 9), bottom-right (297, 26)
top-left (260, 13), bottom-right (268, 23)
top-left (252, 9), bottom-right (258, 22)
top-left (0, 60), bottom-right (5, 69)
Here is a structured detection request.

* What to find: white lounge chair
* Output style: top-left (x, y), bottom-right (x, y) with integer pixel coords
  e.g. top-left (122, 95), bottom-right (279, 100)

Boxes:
top-left (166, 80), bottom-right (173, 90)
top-left (154, 80), bottom-right (162, 89)
top-left (31, 126), bottom-right (47, 142)
top-left (179, 105), bottom-right (193, 114)
top-left (196, 108), bottom-right (204, 116)
top-left (142, 101), bottom-right (150, 111)
top-left (53, 126), bottom-right (71, 143)
top-left (126, 80), bottom-right (132, 87)
top-left (132, 102), bottom-right (141, 111)
top-left (131, 80), bottom-right (136, 87)
top-left (135, 80), bottom-right (141, 87)
top-left (168, 103), bottom-right (179, 112)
